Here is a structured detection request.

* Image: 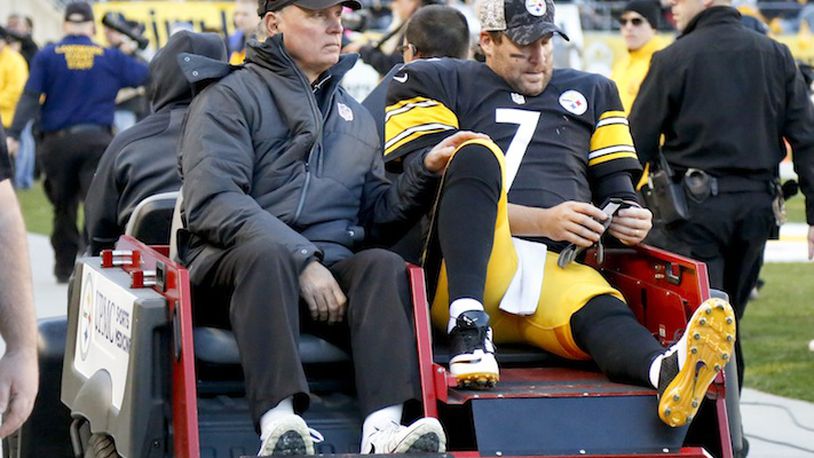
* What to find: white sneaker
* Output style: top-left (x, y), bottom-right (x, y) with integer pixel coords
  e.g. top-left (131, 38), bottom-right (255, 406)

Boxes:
top-left (258, 414), bottom-right (321, 456)
top-left (361, 417), bottom-right (447, 454)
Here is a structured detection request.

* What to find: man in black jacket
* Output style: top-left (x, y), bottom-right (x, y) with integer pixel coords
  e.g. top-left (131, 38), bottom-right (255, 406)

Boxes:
top-left (84, 31), bottom-right (227, 255)
top-left (178, 0), bottom-right (481, 454)
top-left (629, 0), bottom-right (814, 391)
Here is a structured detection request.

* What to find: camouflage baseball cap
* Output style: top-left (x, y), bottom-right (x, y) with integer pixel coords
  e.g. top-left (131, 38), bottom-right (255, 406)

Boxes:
top-left (479, 0), bottom-right (569, 45)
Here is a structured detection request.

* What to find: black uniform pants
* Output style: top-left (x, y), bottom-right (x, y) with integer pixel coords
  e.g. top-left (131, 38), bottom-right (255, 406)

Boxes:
top-left (191, 241), bottom-right (421, 430)
top-left (658, 190), bottom-right (775, 388)
top-left (39, 129), bottom-right (112, 278)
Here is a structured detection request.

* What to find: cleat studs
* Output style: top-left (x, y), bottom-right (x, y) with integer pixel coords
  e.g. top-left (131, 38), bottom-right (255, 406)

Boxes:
top-left (687, 415), bottom-right (694, 423)
top-left (673, 394), bottom-right (681, 401)
top-left (699, 318), bottom-right (707, 326)
top-left (716, 304), bottom-right (725, 310)
top-left (722, 353), bottom-right (730, 360)
top-left (705, 307), bottom-right (712, 315)
top-left (714, 364), bottom-right (722, 372)
top-left (692, 400), bottom-right (699, 408)
top-left (691, 347), bottom-right (698, 354)
top-left (727, 335), bottom-right (734, 342)
top-left (726, 317), bottom-right (734, 324)
top-left (693, 333), bottom-right (701, 340)
top-left (664, 408), bottom-right (672, 416)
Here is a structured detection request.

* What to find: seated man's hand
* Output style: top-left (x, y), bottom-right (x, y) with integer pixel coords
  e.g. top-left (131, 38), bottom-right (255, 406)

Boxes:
top-left (608, 205), bottom-right (653, 246)
top-left (0, 349), bottom-right (38, 438)
top-left (423, 131), bottom-right (490, 173)
top-left (542, 201), bottom-right (607, 247)
top-left (299, 261), bottom-right (347, 324)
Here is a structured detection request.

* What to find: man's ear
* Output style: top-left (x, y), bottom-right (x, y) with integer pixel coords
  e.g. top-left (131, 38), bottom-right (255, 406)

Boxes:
top-left (479, 31), bottom-right (494, 59)
top-left (264, 11), bottom-right (281, 36)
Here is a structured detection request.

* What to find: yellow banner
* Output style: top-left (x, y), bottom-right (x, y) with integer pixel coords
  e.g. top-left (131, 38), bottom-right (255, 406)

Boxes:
top-left (92, 1), bottom-right (235, 49)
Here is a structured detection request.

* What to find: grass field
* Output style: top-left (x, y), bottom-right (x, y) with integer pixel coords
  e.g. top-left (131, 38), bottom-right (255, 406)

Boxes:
top-left (13, 182), bottom-right (814, 401)
top-left (740, 262), bottom-right (814, 402)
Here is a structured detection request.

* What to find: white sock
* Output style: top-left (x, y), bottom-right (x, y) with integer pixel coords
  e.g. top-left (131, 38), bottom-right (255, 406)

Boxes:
top-left (447, 298), bottom-right (485, 333)
top-left (360, 404), bottom-right (404, 451)
top-left (648, 331), bottom-right (689, 389)
top-left (259, 396), bottom-right (295, 440)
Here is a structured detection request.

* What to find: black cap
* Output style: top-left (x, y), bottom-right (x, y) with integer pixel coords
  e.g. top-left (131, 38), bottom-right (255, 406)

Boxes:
top-left (65, 2), bottom-right (94, 23)
top-left (258, 0), bottom-right (361, 16)
top-left (622, 0), bottom-right (660, 28)
top-left (479, 0), bottom-right (568, 46)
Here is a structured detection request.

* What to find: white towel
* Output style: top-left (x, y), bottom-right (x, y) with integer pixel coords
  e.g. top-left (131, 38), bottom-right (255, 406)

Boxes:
top-left (498, 237), bottom-right (547, 316)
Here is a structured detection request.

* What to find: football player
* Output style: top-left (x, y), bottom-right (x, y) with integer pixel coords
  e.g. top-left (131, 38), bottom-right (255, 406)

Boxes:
top-left (383, 0), bottom-right (736, 427)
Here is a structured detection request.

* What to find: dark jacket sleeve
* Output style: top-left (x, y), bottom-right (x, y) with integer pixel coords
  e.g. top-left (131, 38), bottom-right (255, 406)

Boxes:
top-left (359, 147), bottom-right (438, 245)
top-left (629, 51), bottom-right (673, 166)
top-left (85, 142), bottom-right (126, 254)
top-left (180, 84), bottom-right (321, 270)
top-left (359, 45), bottom-right (404, 77)
top-left (780, 49), bottom-right (814, 225)
top-left (8, 92), bottom-right (39, 139)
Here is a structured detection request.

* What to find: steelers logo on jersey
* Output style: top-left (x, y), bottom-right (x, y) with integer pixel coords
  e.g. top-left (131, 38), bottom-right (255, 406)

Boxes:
top-left (559, 90), bottom-right (588, 115)
top-left (511, 93), bottom-right (527, 105)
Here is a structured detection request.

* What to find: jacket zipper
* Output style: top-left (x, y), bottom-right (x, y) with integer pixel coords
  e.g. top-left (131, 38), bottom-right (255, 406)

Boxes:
top-left (280, 47), bottom-right (326, 224)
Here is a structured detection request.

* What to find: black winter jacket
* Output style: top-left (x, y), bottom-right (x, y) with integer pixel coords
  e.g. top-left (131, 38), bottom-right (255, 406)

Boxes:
top-left (179, 35), bottom-right (438, 278)
top-left (85, 31), bottom-right (227, 254)
top-left (630, 6), bottom-right (814, 223)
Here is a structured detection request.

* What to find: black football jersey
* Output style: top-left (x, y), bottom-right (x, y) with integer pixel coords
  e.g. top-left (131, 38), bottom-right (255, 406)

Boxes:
top-left (384, 58), bottom-right (641, 212)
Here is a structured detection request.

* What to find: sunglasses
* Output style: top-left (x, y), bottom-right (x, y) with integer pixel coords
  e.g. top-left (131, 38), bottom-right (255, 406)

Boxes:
top-left (618, 17), bottom-right (645, 26)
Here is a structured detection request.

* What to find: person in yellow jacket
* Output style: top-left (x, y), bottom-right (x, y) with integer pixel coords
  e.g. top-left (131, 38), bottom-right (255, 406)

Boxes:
top-left (611, 0), bottom-right (667, 114)
top-left (0, 26), bottom-right (28, 131)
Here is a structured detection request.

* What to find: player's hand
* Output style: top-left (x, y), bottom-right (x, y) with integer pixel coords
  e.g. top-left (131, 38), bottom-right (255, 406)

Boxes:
top-left (541, 201), bottom-right (607, 247)
top-left (808, 225), bottom-right (813, 260)
top-left (6, 137), bottom-right (19, 158)
top-left (299, 260), bottom-right (347, 324)
top-left (0, 349), bottom-right (38, 438)
top-left (423, 131), bottom-right (490, 173)
top-left (608, 206), bottom-right (653, 246)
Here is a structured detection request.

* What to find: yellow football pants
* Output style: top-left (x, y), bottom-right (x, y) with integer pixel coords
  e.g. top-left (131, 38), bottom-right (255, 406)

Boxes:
top-left (429, 138), bottom-right (625, 360)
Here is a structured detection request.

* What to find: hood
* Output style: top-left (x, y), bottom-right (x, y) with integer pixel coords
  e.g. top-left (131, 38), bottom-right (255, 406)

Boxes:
top-left (150, 31), bottom-right (227, 111)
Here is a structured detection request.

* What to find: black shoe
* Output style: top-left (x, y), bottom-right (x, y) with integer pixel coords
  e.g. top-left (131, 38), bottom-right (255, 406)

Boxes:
top-left (449, 310), bottom-right (498, 389)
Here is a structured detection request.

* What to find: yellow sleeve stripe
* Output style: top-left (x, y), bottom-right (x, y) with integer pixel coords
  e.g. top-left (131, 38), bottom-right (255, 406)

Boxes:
top-left (384, 123), bottom-right (456, 155)
top-left (590, 122), bottom-right (634, 154)
top-left (588, 151), bottom-right (639, 167)
top-left (599, 110), bottom-right (627, 120)
top-left (589, 144), bottom-right (637, 160)
top-left (386, 96), bottom-right (435, 112)
top-left (384, 97), bottom-right (459, 156)
top-left (596, 116), bottom-right (628, 128)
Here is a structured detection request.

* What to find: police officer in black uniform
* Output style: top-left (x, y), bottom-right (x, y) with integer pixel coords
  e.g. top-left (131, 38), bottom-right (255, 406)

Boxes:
top-left (6, 2), bottom-right (149, 282)
top-left (629, 0), bottom-right (814, 390)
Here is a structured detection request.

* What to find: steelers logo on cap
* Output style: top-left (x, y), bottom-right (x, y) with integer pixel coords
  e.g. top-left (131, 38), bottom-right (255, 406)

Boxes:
top-left (525, 0), bottom-right (547, 17)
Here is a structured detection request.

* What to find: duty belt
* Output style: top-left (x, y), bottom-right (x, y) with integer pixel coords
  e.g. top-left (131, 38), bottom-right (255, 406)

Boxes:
top-left (683, 169), bottom-right (773, 199)
top-left (47, 124), bottom-right (111, 138)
